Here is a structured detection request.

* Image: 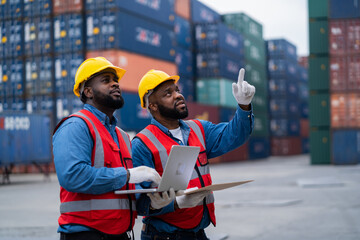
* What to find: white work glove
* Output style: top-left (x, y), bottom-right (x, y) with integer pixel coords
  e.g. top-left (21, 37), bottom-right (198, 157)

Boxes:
top-left (232, 68), bottom-right (256, 105)
top-left (175, 190), bottom-right (210, 209)
top-left (147, 188), bottom-right (176, 209)
top-left (128, 166), bottom-right (161, 186)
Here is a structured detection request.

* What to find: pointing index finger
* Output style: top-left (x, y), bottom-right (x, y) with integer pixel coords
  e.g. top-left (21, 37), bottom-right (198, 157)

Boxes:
top-left (238, 68), bottom-right (245, 84)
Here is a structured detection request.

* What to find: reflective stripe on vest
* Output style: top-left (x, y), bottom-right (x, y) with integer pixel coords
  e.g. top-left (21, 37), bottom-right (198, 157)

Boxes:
top-left (60, 199), bottom-right (136, 213)
top-left (184, 120), bottom-right (205, 149)
top-left (116, 126), bottom-right (132, 158)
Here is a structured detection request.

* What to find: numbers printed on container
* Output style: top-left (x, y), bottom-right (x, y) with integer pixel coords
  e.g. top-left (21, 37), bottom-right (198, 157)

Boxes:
top-left (4, 117), bottom-right (30, 130)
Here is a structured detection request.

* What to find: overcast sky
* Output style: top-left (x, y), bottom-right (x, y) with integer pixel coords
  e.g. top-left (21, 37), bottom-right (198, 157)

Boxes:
top-left (198, 0), bottom-right (309, 57)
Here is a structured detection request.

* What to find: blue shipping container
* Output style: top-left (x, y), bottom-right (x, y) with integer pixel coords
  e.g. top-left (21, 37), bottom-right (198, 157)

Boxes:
top-left (86, 0), bottom-right (175, 27)
top-left (0, 0), bottom-right (22, 19)
top-left (0, 19), bottom-right (23, 58)
top-left (268, 78), bottom-right (299, 99)
top-left (114, 91), bottom-right (152, 132)
top-left (54, 13), bottom-right (83, 53)
top-left (56, 93), bottom-right (84, 122)
top-left (24, 16), bottom-right (52, 56)
top-left (332, 130), bottom-right (360, 165)
top-left (55, 52), bottom-right (84, 94)
top-left (269, 98), bottom-right (300, 118)
top-left (195, 23), bottom-right (244, 58)
top-left (0, 58), bottom-right (23, 97)
top-left (266, 39), bottom-right (297, 62)
top-left (174, 15), bottom-right (192, 48)
top-left (270, 118), bottom-right (300, 137)
top-left (267, 59), bottom-right (298, 79)
top-left (177, 77), bottom-right (195, 102)
top-left (330, 0), bottom-right (360, 19)
top-left (300, 101), bottom-right (309, 118)
top-left (0, 113), bottom-right (52, 166)
top-left (249, 137), bottom-right (270, 159)
top-left (175, 46), bottom-right (194, 77)
top-left (86, 9), bottom-right (175, 62)
top-left (302, 137), bottom-right (309, 154)
top-left (25, 56), bottom-right (53, 95)
top-left (26, 95), bottom-right (53, 114)
top-left (23, 0), bottom-right (51, 17)
top-left (191, 0), bottom-right (220, 23)
top-left (196, 51), bottom-right (245, 80)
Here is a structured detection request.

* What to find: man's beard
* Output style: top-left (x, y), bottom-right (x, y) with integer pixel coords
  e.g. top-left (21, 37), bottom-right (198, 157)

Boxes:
top-left (157, 102), bottom-right (188, 119)
top-left (93, 89), bottom-right (125, 109)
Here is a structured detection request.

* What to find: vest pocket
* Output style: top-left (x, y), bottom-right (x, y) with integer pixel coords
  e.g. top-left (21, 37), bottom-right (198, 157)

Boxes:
top-left (197, 151), bottom-right (209, 166)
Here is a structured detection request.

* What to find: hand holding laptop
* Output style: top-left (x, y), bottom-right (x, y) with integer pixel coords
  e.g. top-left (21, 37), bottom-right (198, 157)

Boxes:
top-left (147, 188), bottom-right (176, 209)
top-left (128, 166), bottom-right (161, 186)
top-left (175, 190), bottom-right (211, 209)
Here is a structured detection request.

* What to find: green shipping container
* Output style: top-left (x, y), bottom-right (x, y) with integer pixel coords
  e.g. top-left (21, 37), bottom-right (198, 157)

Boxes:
top-left (309, 20), bottom-right (329, 54)
top-left (252, 113), bottom-right (270, 137)
top-left (244, 39), bottom-right (266, 66)
top-left (309, 92), bottom-right (330, 127)
top-left (196, 78), bottom-right (238, 108)
top-left (308, 56), bottom-right (329, 90)
top-left (308, 0), bottom-right (328, 19)
top-left (251, 87), bottom-right (268, 116)
top-left (245, 62), bottom-right (268, 89)
top-left (310, 128), bottom-right (331, 164)
top-left (222, 13), bottom-right (263, 41)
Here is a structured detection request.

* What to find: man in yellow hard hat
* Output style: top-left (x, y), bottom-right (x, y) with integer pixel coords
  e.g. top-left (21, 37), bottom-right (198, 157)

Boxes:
top-left (52, 57), bottom-right (162, 240)
top-left (132, 68), bottom-right (255, 239)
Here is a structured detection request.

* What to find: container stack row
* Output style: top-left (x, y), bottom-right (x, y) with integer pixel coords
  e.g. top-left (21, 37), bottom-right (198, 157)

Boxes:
top-left (308, 0), bottom-right (360, 165)
top-left (266, 39), bottom-right (309, 156)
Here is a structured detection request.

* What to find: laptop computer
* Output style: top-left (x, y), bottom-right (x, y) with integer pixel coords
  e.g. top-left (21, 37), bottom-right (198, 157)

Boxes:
top-left (115, 145), bottom-right (200, 194)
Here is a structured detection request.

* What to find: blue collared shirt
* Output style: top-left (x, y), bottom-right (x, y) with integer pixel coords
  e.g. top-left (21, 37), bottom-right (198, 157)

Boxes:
top-left (52, 104), bottom-right (128, 233)
top-left (132, 105), bottom-right (254, 233)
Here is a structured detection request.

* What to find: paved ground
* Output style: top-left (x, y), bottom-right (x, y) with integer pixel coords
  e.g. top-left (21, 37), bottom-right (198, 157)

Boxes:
top-left (1, 154), bottom-right (360, 240)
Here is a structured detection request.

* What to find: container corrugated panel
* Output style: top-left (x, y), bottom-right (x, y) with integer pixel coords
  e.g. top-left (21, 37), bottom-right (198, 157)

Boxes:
top-left (194, 23), bottom-right (244, 57)
top-left (244, 38), bottom-right (266, 66)
top-left (222, 13), bottom-right (263, 41)
top-left (251, 88), bottom-right (268, 116)
top-left (347, 19), bottom-right (360, 54)
top-left (191, 0), bottom-right (220, 24)
top-left (174, 15), bottom-right (192, 48)
top-left (268, 78), bottom-right (299, 99)
top-left (219, 107), bottom-right (236, 122)
top-left (297, 65), bottom-right (308, 82)
top-left (308, 56), bottom-right (329, 90)
top-left (175, 46), bottom-right (193, 78)
top-left (348, 93), bottom-right (360, 128)
top-left (267, 59), bottom-right (298, 79)
top-left (86, 0), bottom-right (175, 27)
top-left (86, 49), bottom-right (177, 93)
top-left (244, 63), bottom-right (267, 90)
top-left (86, 9), bottom-right (175, 62)
top-left (177, 77), bottom-right (195, 102)
top-left (54, 13), bottom-right (83, 53)
top-left (348, 55), bottom-right (360, 90)
top-left (2, 97), bottom-right (25, 111)
top-left (300, 119), bottom-right (309, 137)
top-left (53, 0), bottom-right (83, 14)
top-left (310, 128), bottom-right (330, 164)
top-left (0, 19), bottom-right (23, 58)
top-left (332, 130), bottom-right (360, 165)
top-left (309, 92), bottom-right (330, 127)
top-left (56, 93), bottom-right (83, 121)
top-left (0, 0), bottom-right (22, 19)
top-left (112, 91), bottom-right (152, 132)
top-left (25, 95), bottom-right (53, 114)
top-left (300, 100), bottom-right (309, 118)
top-left (196, 51), bottom-right (245, 80)
top-left (54, 52), bottom-right (84, 94)
top-left (329, 20), bottom-right (347, 55)
top-left (309, 20), bottom-right (329, 54)
top-left (270, 137), bottom-right (302, 156)
top-left (308, 0), bottom-right (328, 19)
top-left (266, 39), bottom-right (297, 62)
top-left (252, 113), bottom-right (270, 137)
top-left (175, 0), bottom-right (190, 20)
top-left (329, 0), bottom-right (360, 19)
top-left (25, 56), bottom-right (53, 95)
top-left (330, 56), bottom-right (347, 91)
top-left (248, 137), bottom-right (270, 160)
top-left (301, 137), bottom-right (309, 153)
top-left (23, 0), bottom-right (51, 17)
top-left (0, 58), bottom-right (23, 97)
top-left (270, 118), bottom-right (300, 137)
top-left (269, 99), bottom-right (300, 118)
top-left (24, 16), bottom-right (52, 56)
top-left (196, 78), bottom-right (238, 108)
top-left (186, 101), bottom-right (219, 124)
top-left (0, 113), bottom-right (51, 166)
top-left (298, 81), bottom-right (309, 101)
top-left (330, 93), bottom-right (347, 128)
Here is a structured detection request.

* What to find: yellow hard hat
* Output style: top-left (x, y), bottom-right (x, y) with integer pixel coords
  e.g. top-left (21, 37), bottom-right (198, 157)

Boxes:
top-left (73, 57), bottom-right (126, 97)
top-left (138, 69), bottom-right (180, 108)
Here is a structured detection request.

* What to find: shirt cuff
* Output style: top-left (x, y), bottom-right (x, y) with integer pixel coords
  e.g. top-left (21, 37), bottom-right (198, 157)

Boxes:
top-left (112, 167), bottom-right (129, 190)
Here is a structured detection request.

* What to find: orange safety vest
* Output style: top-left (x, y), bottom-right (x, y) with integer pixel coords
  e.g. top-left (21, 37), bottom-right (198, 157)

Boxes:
top-left (135, 119), bottom-right (216, 229)
top-left (54, 109), bottom-right (137, 235)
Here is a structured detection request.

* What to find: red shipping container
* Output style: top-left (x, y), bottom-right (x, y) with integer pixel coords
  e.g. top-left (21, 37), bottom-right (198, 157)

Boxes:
top-left (298, 56), bottom-right (308, 68)
top-left (271, 137), bottom-right (302, 156)
top-left (86, 50), bottom-right (177, 93)
top-left (216, 142), bottom-right (249, 163)
top-left (331, 93), bottom-right (347, 128)
top-left (348, 55), bottom-right (360, 90)
top-left (330, 57), bottom-right (347, 91)
top-left (346, 19), bottom-right (360, 54)
top-left (329, 20), bottom-right (347, 55)
top-left (348, 93), bottom-right (360, 128)
top-left (185, 101), bottom-right (220, 124)
top-left (175, 0), bottom-right (191, 20)
top-left (53, 0), bottom-right (82, 14)
top-left (300, 118), bottom-right (309, 137)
